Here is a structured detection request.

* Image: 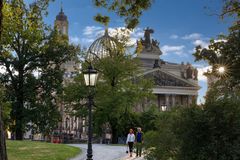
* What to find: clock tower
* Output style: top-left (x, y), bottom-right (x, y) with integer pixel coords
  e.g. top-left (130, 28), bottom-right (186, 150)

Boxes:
top-left (54, 4), bottom-right (68, 36)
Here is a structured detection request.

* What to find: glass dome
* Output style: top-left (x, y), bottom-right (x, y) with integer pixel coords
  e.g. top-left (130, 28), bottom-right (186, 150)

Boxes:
top-left (86, 29), bottom-right (123, 61)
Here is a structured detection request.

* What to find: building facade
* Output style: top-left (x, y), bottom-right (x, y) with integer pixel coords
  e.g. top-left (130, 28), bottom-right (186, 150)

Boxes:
top-left (52, 7), bottom-right (86, 142)
top-left (135, 28), bottom-right (200, 111)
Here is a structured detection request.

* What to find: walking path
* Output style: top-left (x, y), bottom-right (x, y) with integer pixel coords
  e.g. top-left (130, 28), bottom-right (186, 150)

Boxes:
top-left (68, 144), bottom-right (144, 160)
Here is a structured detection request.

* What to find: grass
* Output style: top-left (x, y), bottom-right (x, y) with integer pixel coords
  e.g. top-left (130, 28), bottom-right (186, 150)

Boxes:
top-left (7, 140), bottom-right (81, 160)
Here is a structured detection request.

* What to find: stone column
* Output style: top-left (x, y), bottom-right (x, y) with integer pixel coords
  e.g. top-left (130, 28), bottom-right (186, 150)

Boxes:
top-left (187, 95), bottom-right (192, 106)
top-left (172, 94), bottom-right (176, 107)
top-left (157, 94), bottom-right (161, 110)
top-left (165, 94), bottom-right (169, 107)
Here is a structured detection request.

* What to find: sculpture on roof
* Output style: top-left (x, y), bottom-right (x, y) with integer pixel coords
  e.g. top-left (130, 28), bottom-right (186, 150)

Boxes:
top-left (144, 27), bottom-right (154, 48)
top-left (137, 27), bottom-right (161, 54)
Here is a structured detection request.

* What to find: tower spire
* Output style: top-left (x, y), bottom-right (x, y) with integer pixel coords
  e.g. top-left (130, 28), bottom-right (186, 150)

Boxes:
top-left (60, 1), bottom-right (63, 13)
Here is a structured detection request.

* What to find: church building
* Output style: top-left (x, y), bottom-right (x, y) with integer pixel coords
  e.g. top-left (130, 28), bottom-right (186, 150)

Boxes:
top-left (52, 6), bottom-right (85, 143)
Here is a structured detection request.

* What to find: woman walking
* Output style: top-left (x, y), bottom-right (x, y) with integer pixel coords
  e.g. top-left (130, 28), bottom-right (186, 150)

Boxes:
top-left (126, 128), bottom-right (135, 157)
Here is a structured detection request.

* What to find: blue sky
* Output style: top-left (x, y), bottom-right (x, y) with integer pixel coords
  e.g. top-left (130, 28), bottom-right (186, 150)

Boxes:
top-left (33, 0), bottom-right (232, 103)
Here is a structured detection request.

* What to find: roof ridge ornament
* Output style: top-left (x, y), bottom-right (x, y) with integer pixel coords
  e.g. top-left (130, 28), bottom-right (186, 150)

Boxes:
top-left (104, 27), bottom-right (109, 36)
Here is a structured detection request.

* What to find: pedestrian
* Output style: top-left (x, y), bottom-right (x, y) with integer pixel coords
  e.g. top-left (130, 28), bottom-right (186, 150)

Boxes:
top-left (135, 127), bottom-right (144, 157)
top-left (126, 128), bottom-right (135, 157)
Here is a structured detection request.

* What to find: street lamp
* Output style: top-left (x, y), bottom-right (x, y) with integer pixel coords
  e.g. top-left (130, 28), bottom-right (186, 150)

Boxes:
top-left (84, 65), bottom-right (98, 87)
top-left (83, 64), bottom-right (98, 160)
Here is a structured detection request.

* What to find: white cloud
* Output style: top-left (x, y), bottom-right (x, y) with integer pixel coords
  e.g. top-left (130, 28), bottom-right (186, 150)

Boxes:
top-left (196, 66), bottom-right (212, 82)
top-left (127, 28), bottom-right (144, 46)
top-left (83, 26), bottom-right (103, 36)
top-left (108, 27), bottom-right (144, 46)
top-left (193, 39), bottom-right (209, 48)
top-left (188, 48), bottom-right (196, 54)
top-left (81, 38), bottom-right (95, 44)
top-left (170, 34), bottom-right (179, 39)
top-left (161, 45), bottom-right (185, 55)
top-left (182, 33), bottom-right (202, 40)
top-left (81, 26), bottom-right (144, 47)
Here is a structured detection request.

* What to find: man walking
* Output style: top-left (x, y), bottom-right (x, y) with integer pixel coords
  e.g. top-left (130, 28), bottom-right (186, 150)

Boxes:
top-left (135, 127), bottom-right (144, 157)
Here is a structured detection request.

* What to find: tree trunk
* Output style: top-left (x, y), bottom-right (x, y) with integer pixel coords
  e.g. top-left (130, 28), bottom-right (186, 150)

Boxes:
top-left (0, 105), bottom-right (8, 160)
top-left (0, 0), bottom-right (8, 159)
top-left (15, 94), bottom-right (24, 140)
top-left (14, 67), bottom-right (25, 140)
top-left (111, 125), bottom-right (118, 144)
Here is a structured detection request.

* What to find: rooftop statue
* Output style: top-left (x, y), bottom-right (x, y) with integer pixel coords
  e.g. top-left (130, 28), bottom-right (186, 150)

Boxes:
top-left (144, 27), bottom-right (154, 48)
top-left (138, 27), bottom-right (161, 54)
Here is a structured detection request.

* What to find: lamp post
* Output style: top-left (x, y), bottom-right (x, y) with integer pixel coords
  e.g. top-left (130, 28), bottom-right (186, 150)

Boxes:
top-left (83, 64), bottom-right (98, 160)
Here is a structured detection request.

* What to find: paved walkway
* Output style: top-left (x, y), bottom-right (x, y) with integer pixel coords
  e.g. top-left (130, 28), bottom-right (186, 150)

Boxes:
top-left (68, 144), bottom-right (144, 160)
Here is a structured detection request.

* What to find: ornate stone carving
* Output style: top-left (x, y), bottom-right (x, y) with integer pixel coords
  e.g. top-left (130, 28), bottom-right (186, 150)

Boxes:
top-left (144, 70), bottom-right (192, 87)
top-left (186, 66), bottom-right (193, 79)
top-left (137, 27), bottom-right (161, 54)
top-left (180, 62), bottom-right (198, 80)
top-left (144, 27), bottom-right (153, 48)
top-left (193, 68), bottom-right (198, 80)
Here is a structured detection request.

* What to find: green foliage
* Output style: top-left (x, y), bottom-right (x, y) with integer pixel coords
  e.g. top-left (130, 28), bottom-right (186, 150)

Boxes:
top-left (139, 106), bottom-right (159, 131)
top-left (0, 0), bottom-right (80, 139)
top-left (93, 0), bottom-right (153, 29)
top-left (64, 75), bottom-right (89, 117)
top-left (0, 86), bottom-right (11, 129)
top-left (145, 99), bottom-right (240, 160)
top-left (144, 109), bottom-right (181, 160)
top-left (194, 31), bottom-right (240, 86)
top-left (175, 106), bottom-right (210, 160)
top-left (94, 54), bottom-right (153, 142)
top-left (194, 0), bottom-right (240, 101)
top-left (194, 30), bottom-right (240, 102)
top-left (94, 14), bottom-right (110, 27)
top-left (221, 0), bottom-right (240, 31)
top-left (65, 51), bottom-right (154, 143)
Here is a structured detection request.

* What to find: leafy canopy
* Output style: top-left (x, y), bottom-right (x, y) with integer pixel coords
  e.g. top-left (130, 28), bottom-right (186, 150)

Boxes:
top-left (93, 0), bottom-right (153, 29)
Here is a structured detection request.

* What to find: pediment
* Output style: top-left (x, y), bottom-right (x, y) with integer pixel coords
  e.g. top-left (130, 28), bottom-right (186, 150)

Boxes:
top-left (140, 69), bottom-right (198, 88)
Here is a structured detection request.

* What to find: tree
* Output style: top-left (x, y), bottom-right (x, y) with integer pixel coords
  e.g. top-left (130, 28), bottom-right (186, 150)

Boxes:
top-left (92, 0), bottom-right (153, 29)
top-left (194, 0), bottom-right (240, 100)
top-left (145, 98), bottom-right (240, 160)
top-left (65, 53), bottom-right (154, 143)
top-left (139, 105), bottom-right (159, 131)
top-left (144, 109), bottom-right (181, 160)
top-left (220, 0), bottom-right (240, 31)
top-left (175, 99), bottom-right (240, 160)
top-left (0, 0), bottom-right (2, 37)
top-left (0, 0), bottom-right (79, 140)
top-left (0, 0), bottom-right (8, 159)
top-left (0, 86), bottom-right (8, 160)
top-left (193, 30), bottom-right (240, 103)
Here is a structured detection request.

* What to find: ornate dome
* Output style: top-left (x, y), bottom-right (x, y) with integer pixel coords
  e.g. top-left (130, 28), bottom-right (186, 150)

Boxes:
top-left (87, 29), bottom-right (123, 61)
